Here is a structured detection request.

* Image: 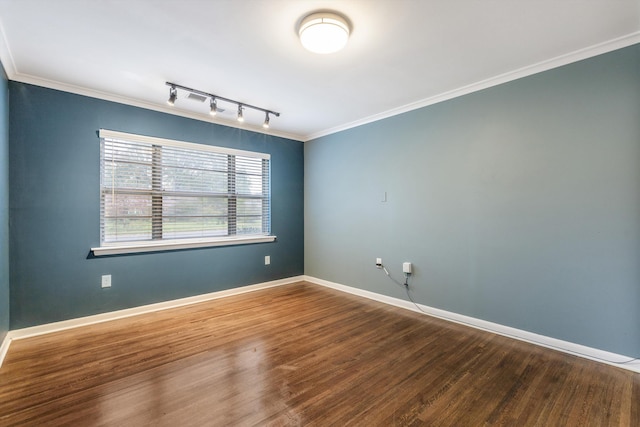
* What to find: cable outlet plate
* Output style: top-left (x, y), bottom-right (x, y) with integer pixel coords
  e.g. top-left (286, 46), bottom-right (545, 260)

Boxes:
top-left (101, 274), bottom-right (111, 288)
top-left (376, 258), bottom-right (382, 268)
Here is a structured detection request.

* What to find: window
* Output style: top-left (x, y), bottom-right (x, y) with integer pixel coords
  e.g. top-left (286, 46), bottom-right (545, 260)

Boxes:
top-left (92, 130), bottom-right (274, 256)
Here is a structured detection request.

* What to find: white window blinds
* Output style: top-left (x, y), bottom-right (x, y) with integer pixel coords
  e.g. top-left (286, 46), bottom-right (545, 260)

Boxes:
top-left (99, 129), bottom-right (270, 247)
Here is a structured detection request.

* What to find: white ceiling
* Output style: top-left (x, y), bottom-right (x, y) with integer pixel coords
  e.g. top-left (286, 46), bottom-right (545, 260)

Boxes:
top-left (0, 0), bottom-right (638, 141)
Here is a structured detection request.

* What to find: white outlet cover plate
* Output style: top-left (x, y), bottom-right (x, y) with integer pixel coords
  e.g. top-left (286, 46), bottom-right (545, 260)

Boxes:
top-left (101, 274), bottom-right (111, 288)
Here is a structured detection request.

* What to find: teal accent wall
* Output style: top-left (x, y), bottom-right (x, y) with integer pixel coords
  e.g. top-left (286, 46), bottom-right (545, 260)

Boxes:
top-left (0, 61), bottom-right (8, 342)
top-left (9, 83), bottom-right (303, 328)
top-left (305, 44), bottom-right (640, 356)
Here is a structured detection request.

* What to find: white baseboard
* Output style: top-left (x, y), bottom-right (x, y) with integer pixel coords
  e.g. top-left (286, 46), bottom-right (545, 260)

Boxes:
top-left (0, 333), bottom-right (11, 369)
top-left (7, 276), bottom-right (304, 343)
top-left (303, 275), bottom-right (640, 374)
top-left (3, 275), bottom-right (638, 374)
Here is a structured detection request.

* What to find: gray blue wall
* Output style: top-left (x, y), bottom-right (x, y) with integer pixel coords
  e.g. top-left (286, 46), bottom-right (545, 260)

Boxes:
top-left (0, 62), bottom-right (8, 342)
top-left (6, 45), bottom-right (640, 359)
top-left (305, 44), bottom-right (640, 357)
top-left (9, 83), bottom-right (303, 329)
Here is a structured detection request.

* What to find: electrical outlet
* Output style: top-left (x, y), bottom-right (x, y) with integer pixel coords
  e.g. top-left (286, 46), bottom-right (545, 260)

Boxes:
top-left (265, 255), bottom-right (271, 265)
top-left (101, 274), bottom-right (111, 288)
top-left (403, 262), bottom-right (412, 274)
top-left (376, 258), bottom-right (382, 268)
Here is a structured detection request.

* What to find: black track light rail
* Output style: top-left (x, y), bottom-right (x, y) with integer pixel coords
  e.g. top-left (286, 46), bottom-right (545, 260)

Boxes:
top-left (165, 82), bottom-right (280, 117)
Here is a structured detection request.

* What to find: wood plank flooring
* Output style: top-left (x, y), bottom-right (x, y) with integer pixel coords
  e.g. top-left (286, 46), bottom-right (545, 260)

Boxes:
top-left (0, 282), bottom-right (638, 426)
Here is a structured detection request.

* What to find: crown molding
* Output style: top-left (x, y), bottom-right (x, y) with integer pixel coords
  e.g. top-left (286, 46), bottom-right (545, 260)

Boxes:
top-left (0, 19), bottom-right (303, 141)
top-left (11, 73), bottom-right (304, 142)
top-left (303, 31), bottom-right (640, 142)
top-left (0, 12), bottom-right (637, 144)
top-left (0, 16), bottom-right (16, 79)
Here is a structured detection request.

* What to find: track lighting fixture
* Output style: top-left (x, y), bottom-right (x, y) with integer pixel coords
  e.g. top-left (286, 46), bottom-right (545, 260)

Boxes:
top-left (165, 82), bottom-right (280, 129)
top-left (210, 98), bottom-right (217, 116)
top-left (167, 85), bottom-right (177, 106)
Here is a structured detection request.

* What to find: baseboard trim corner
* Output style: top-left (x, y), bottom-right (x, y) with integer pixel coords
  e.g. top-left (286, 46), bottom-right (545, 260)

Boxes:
top-left (8, 275), bottom-right (304, 342)
top-left (0, 333), bottom-right (11, 369)
top-left (302, 275), bottom-right (640, 374)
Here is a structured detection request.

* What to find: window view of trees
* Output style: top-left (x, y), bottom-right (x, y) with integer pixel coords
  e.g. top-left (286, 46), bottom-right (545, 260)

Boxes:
top-left (100, 138), bottom-right (270, 244)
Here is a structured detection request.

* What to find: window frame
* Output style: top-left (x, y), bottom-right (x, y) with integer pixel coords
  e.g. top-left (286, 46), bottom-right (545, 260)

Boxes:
top-left (91, 129), bottom-right (275, 256)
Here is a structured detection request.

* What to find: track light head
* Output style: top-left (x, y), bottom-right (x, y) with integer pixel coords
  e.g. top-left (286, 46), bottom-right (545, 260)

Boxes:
top-left (263, 112), bottom-right (270, 129)
top-left (237, 105), bottom-right (244, 122)
top-left (210, 98), bottom-right (217, 116)
top-left (167, 86), bottom-right (177, 106)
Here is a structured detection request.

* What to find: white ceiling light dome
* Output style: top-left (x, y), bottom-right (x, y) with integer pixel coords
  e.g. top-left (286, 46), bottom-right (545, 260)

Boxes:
top-left (298, 12), bottom-right (351, 54)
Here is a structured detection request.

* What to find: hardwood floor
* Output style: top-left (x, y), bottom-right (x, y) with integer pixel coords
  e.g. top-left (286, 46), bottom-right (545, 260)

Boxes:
top-left (0, 282), bottom-right (638, 426)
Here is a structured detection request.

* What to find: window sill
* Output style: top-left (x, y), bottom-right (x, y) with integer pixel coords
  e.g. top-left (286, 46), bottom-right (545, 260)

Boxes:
top-left (91, 235), bottom-right (277, 256)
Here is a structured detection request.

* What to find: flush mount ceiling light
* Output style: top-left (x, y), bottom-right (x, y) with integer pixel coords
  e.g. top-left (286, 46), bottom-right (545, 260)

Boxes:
top-left (298, 12), bottom-right (350, 54)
